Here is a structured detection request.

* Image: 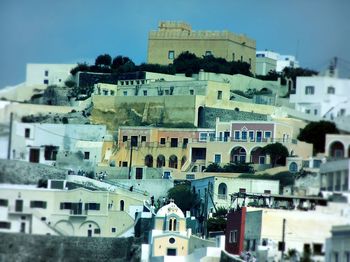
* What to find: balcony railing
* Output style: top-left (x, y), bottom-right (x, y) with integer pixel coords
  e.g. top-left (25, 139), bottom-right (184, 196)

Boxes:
top-left (118, 137), bottom-right (296, 149)
top-left (69, 209), bottom-right (88, 216)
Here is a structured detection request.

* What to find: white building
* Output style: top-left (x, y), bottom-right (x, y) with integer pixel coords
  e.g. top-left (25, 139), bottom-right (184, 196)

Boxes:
top-left (255, 51), bottom-right (299, 75)
top-left (245, 204), bottom-right (350, 261)
top-left (290, 75), bottom-right (350, 120)
top-left (10, 121), bottom-right (107, 166)
top-left (0, 182), bottom-right (145, 237)
top-left (191, 176), bottom-right (280, 212)
top-left (26, 63), bottom-right (76, 87)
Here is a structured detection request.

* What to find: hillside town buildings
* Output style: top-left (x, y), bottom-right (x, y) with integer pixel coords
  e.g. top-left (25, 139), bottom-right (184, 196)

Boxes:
top-left (0, 20), bottom-right (349, 262)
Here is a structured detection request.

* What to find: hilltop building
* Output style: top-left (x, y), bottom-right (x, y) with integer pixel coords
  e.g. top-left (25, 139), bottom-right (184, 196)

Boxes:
top-left (255, 51), bottom-right (299, 76)
top-left (147, 21), bottom-right (256, 73)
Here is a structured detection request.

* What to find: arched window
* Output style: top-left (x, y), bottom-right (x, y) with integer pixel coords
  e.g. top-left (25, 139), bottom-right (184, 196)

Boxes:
top-left (218, 183), bottom-right (227, 196)
top-left (169, 155), bottom-right (178, 169)
top-left (120, 200), bottom-right (124, 211)
top-left (157, 155), bottom-right (165, 168)
top-left (168, 217), bottom-right (177, 231)
top-left (145, 155), bottom-right (153, 167)
top-left (289, 162), bottom-right (298, 173)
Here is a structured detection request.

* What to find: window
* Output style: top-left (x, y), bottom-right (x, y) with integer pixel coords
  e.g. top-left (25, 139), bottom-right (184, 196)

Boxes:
top-left (84, 152), bottom-right (90, 160)
top-left (205, 51), bottom-right (212, 56)
top-left (143, 90), bottom-right (147, 96)
top-left (30, 201), bottom-right (47, 209)
top-left (249, 58), bottom-right (252, 65)
top-left (168, 50), bottom-right (175, 60)
top-left (120, 200), bottom-right (124, 211)
top-left (0, 222), bottom-right (11, 229)
top-left (160, 138), bottom-right (166, 144)
top-left (264, 131), bottom-right (271, 139)
top-left (94, 228), bottom-right (100, 234)
top-left (232, 52), bottom-right (235, 61)
top-left (122, 136), bottom-right (128, 142)
top-left (186, 174), bottom-right (195, 180)
top-left (163, 171), bottom-right (171, 179)
top-left (44, 70), bottom-right (49, 77)
top-left (110, 90), bottom-right (115, 96)
top-left (249, 131), bottom-right (254, 141)
top-left (313, 243), bottom-right (323, 255)
top-left (60, 202), bottom-right (72, 210)
top-left (44, 146), bottom-right (58, 161)
top-left (131, 136), bottom-right (138, 147)
top-left (141, 136), bottom-right (146, 143)
top-left (85, 203), bottom-right (100, 210)
top-left (241, 131), bottom-right (247, 141)
top-left (305, 86), bottom-right (315, 95)
top-left (217, 91), bottom-right (223, 100)
top-left (25, 128), bottom-right (30, 138)
top-left (340, 109), bottom-right (346, 116)
top-left (264, 190), bottom-right (271, 194)
top-left (43, 79), bottom-right (49, 85)
top-left (125, 81), bottom-right (129, 85)
top-left (305, 109), bottom-right (311, 114)
top-left (214, 154), bottom-right (221, 164)
top-left (123, 91), bottom-right (127, 96)
top-left (239, 188), bottom-right (246, 193)
top-left (111, 227), bottom-right (116, 233)
top-left (169, 237), bottom-right (176, 244)
top-left (190, 89), bottom-right (194, 95)
top-left (122, 161), bottom-right (128, 167)
top-left (130, 81), bottom-right (134, 85)
top-left (169, 217), bottom-right (177, 231)
top-left (165, 90), bottom-right (169, 95)
top-left (120, 81), bottom-right (124, 85)
top-left (314, 109), bottom-right (318, 115)
top-left (234, 131), bottom-right (240, 140)
top-left (183, 138), bottom-right (188, 147)
top-left (170, 138), bottom-right (178, 147)
top-left (229, 230), bottom-right (237, 243)
top-left (327, 86), bottom-right (335, 94)
top-left (0, 199), bottom-right (8, 206)
top-left (199, 132), bottom-right (208, 141)
top-left (240, 56), bottom-right (243, 62)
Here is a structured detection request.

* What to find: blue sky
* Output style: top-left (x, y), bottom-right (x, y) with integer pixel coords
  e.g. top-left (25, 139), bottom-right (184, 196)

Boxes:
top-left (0, 0), bottom-right (349, 88)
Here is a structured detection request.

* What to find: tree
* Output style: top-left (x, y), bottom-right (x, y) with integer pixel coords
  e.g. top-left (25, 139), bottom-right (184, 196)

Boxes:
top-left (70, 63), bottom-right (90, 75)
top-left (167, 182), bottom-right (197, 213)
top-left (207, 217), bottom-right (226, 232)
top-left (95, 54), bottom-right (112, 67)
top-left (282, 67), bottom-right (318, 90)
top-left (298, 121), bottom-right (339, 154)
top-left (262, 143), bottom-right (289, 167)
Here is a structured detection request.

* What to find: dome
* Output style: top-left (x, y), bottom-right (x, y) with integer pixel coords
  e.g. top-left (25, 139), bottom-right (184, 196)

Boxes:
top-left (156, 201), bottom-right (185, 218)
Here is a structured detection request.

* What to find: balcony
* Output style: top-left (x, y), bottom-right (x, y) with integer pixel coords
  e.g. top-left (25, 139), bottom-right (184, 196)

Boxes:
top-left (69, 209), bottom-right (87, 217)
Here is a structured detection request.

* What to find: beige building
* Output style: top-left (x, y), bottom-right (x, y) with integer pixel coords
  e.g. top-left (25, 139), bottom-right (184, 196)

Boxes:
top-left (147, 21), bottom-right (256, 73)
top-left (0, 182), bottom-right (144, 237)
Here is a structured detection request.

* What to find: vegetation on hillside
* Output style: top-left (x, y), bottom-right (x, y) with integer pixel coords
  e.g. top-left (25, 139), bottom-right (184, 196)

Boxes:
top-left (70, 52), bottom-right (252, 77)
top-left (204, 162), bottom-right (254, 173)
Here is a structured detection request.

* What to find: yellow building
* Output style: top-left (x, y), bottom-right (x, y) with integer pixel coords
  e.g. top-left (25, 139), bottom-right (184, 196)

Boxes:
top-left (150, 201), bottom-right (189, 257)
top-left (147, 21), bottom-right (256, 73)
top-left (0, 182), bottom-right (145, 238)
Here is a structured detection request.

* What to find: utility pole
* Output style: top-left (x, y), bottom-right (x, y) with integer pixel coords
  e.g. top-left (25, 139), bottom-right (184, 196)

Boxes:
top-left (7, 112), bottom-right (13, 160)
top-left (281, 218), bottom-right (286, 261)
